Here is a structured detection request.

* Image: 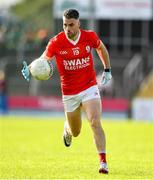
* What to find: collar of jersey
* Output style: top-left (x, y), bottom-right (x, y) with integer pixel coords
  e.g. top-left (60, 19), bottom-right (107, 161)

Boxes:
top-left (66, 30), bottom-right (81, 45)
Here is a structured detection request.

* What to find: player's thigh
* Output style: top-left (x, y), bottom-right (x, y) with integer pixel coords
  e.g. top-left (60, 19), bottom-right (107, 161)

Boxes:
top-left (82, 98), bottom-right (102, 125)
top-left (65, 105), bottom-right (82, 136)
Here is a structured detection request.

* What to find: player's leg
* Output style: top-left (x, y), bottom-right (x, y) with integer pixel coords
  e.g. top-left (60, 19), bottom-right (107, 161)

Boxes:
top-left (62, 94), bottom-right (82, 146)
top-left (82, 98), bottom-right (105, 152)
top-left (65, 105), bottom-right (82, 137)
top-left (63, 105), bottom-right (82, 147)
top-left (82, 98), bottom-right (108, 174)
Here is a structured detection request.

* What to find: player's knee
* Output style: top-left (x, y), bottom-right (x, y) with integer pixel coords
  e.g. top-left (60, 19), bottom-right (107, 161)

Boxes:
top-left (89, 116), bottom-right (101, 129)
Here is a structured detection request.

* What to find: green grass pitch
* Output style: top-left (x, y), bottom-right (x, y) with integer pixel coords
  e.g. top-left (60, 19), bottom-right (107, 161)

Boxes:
top-left (0, 115), bottom-right (153, 179)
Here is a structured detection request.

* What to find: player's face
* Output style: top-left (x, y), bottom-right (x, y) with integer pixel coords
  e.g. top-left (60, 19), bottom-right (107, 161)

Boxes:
top-left (63, 17), bottom-right (80, 40)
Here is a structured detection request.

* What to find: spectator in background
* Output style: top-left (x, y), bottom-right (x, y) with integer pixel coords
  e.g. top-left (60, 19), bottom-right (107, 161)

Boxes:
top-left (0, 25), bottom-right (7, 57)
top-left (37, 29), bottom-right (50, 48)
top-left (0, 26), bottom-right (4, 44)
top-left (5, 25), bottom-right (21, 51)
top-left (24, 30), bottom-right (37, 51)
top-left (0, 70), bottom-right (8, 114)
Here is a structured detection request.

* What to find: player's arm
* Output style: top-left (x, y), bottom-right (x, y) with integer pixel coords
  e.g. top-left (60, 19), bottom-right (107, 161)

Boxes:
top-left (21, 38), bottom-right (54, 81)
top-left (40, 53), bottom-right (52, 61)
top-left (96, 41), bottom-right (112, 85)
top-left (96, 41), bottom-right (111, 69)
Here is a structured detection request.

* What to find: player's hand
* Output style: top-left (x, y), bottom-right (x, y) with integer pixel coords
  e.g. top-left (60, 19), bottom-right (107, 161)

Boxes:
top-left (101, 69), bottom-right (112, 85)
top-left (21, 61), bottom-right (30, 81)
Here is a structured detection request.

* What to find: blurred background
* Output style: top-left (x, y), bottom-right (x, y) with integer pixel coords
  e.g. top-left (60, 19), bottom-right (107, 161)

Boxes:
top-left (0, 0), bottom-right (153, 121)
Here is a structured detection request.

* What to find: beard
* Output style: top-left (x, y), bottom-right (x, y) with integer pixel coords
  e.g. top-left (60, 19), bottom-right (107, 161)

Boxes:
top-left (67, 31), bottom-right (77, 40)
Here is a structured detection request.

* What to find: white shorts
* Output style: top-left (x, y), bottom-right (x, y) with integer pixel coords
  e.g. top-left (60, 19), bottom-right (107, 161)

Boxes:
top-left (62, 85), bottom-right (101, 112)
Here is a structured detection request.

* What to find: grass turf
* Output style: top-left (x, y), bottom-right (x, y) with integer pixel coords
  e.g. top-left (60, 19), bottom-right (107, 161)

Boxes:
top-left (0, 116), bottom-right (153, 179)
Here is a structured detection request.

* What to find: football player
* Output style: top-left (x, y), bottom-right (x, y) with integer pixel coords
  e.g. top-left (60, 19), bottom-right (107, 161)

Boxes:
top-left (22, 9), bottom-right (112, 174)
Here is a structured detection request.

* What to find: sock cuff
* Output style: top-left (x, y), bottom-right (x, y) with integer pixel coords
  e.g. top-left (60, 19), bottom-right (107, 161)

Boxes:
top-left (98, 150), bottom-right (106, 154)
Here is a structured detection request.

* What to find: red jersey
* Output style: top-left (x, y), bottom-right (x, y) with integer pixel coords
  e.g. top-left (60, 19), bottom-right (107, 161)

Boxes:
top-left (44, 29), bottom-right (101, 95)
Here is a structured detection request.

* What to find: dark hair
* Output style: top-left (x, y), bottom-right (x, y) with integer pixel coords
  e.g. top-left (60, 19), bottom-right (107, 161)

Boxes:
top-left (63, 9), bottom-right (79, 19)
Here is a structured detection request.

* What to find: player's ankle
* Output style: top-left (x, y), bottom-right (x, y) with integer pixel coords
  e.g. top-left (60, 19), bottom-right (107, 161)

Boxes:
top-left (99, 152), bottom-right (107, 163)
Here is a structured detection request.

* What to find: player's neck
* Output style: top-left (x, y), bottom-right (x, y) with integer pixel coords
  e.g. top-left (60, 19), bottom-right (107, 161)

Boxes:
top-left (66, 30), bottom-right (81, 45)
top-left (71, 30), bottom-right (80, 41)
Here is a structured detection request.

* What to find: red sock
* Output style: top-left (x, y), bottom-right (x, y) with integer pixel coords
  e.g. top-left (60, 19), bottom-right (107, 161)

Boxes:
top-left (99, 153), bottom-right (107, 163)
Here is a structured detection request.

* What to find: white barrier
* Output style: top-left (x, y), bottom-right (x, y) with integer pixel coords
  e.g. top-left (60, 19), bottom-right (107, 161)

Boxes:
top-left (132, 98), bottom-right (153, 121)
